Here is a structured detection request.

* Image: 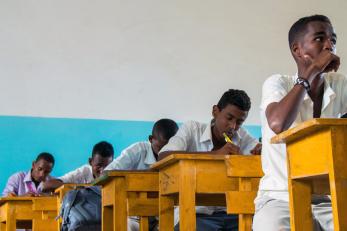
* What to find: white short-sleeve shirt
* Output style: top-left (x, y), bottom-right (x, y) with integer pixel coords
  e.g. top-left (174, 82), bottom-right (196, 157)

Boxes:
top-left (257, 72), bottom-right (347, 203)
top-left (160, 120), bottom-right (258, 155)
top-left (59, 164), bottom-right (94, 184)
top-left (159, 120), bottom-right (259, 215)
top-left (104, 141), bottom-right (156, 171)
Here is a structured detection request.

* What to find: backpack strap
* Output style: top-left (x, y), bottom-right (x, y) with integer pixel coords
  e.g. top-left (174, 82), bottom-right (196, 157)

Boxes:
top-left (61, 189), bottom-right (80, 224)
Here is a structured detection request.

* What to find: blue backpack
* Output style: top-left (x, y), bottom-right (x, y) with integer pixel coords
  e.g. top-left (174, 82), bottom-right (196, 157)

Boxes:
top-left (59, 186), bottom-right (102, 231)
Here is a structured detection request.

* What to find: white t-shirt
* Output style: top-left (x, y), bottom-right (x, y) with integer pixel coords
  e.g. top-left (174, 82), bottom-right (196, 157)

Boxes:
top-left (59, 164), bottom-right (94, 184)
top-left (257, 72), bottom-right (347, 203)
top-left (159, 120), bottom-right (259, 215)
top-left (105, 142), bottom-right (156, 170)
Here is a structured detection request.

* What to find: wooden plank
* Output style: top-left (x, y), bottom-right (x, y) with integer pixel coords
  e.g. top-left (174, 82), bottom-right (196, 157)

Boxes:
top-left (113, 178), bottom-right (127, 231)
top-left (329, 127), bottom-right (347, 231)
top-left (32, 219), bottom-right (57, 231)
top-left (288, 179), bottom-right (313, 231)
top-left (287, 129), bottom-right (330, 178)
top-left (151, 153), bottom-right (227, 169)
top-left (139, 216), bottom-right (149, 231)
top-left (0, 203), bottom-right (7, 221)
top-left (10, 202), bottom-right (37, 220)
top-left (128, 198), bottom-right (159, 216)
top-left (196, 159), bottom-right (238, 193)
top-left (271, 118), bottom-right (347, 144)
top-left (102, 181), bottom-right (115, 206)
top-left (159, 195), bottom-right (174, 231)
top-left (159, 164), bottom-right (180, 195)
top-left (32, 197), bottom-right (57, 211)
top-left (239, 214), bottom-right (253, 231)
top-left (126, 173), bottom-right (159, 192)
top-left (225, 191), bottom-right (257, 214)
top-left (225, 155), bottom-right (263, 177)
top-left (102, 205), bottom-right (113, 231)
top-left (6, 204), bottom-right (16, 231)
top-left (179, 160), bottom-right (196, 231)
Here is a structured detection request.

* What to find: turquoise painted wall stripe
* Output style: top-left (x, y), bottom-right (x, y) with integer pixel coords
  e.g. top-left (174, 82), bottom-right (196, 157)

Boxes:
top-left (0, 115), bottom-right (261, 191)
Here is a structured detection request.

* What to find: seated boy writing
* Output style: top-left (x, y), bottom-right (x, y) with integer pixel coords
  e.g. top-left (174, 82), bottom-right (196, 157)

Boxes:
top-left (2, 152), bottom-right (55, 197)
top-left (43, 141), bottom-right (114, 190)
top-left (159, 89), bottom-right (261, 231)
top-left (104, 118), bottom-right (179, 231)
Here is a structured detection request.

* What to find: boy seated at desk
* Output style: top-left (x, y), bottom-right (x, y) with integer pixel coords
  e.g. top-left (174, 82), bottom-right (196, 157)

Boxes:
top-left (104, 118), bottom-right (179, 231)
top-left (43, 141), bottom-right (114, 190)
top-left (2, 152), bottom-right (55, 197)
top-left (159, 89), bottom-right (261, 231)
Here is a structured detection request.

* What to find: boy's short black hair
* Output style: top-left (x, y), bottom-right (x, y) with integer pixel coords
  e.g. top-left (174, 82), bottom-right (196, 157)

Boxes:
top-left (288, 15), bottom-right (331, 47)
top-left (217, 89), bottom-right (251, 111)
top-left (35, 152), bottom-right (55, 166)
top-left (92, 141), bottom-right (114, 158)
top-left (152, 119), bottom-right (179, 141)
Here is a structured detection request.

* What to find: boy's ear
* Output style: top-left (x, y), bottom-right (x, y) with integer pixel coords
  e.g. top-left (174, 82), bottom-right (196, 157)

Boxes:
top-left (32, 161), bottom-right (36, 168)
top-left (88, 157), bottom-right (92, 166)
top-left (291, 42), bottom-right (301, 59)
top-left (212, 105), bottom-right (220, 118)
top-left (148, 135), bottom-right (153, 143)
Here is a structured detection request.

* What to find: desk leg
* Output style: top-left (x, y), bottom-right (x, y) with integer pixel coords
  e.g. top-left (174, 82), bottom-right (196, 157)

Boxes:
top-left (159, 195), bottom-right (174, 231)
top-left (102, 205), bottom-right (113, 231)
top-left (329, 170), bottom-right (347, 231)
top-left (140, 216), bottom-right (149, 231)
top-left (239, 178), bottom-right (253, 231)
top-left (329, 131), bottom-right (347, 231)
top-left (33, 219), bottom-right (57, 231)
top-left (329, 174), bottom-right (347, 230)
top-left (179, 160), bottom-right (196, 231)
top-left (0, 222), bottom-right (5, 231)
top-left (6, 206), bottom-right (16, 231)
top-left (239, 214), bottom-right (252, 231)
top-left (139, 192), bottom-right (149, 231)
top-left (5, 219), bottom-right (16, 231)
top-left (289, 179), bottom-right (313, 231)
top-left (114, 178), bottom-right (127, 231)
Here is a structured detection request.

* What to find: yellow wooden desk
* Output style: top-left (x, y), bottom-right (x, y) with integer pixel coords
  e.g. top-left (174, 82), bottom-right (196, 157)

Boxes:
top-left (94, 170), bottom-right (159, 231)
top-left (151, 153), bottom-right (240, 231)
top-left (224, 155), bottom-right (263, 231)
top-left (0, 196), bottom-right (58, 231)
top-left (272, 118), bottom-right (347, 231)
top-left (54, 184), bottom-right (89, 231)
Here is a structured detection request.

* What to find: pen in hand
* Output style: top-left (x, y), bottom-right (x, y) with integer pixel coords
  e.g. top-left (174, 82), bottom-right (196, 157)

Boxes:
top-left (223, 132), bottom-right (233, 144)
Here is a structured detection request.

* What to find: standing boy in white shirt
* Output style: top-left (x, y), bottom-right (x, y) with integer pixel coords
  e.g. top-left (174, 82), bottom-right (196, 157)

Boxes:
top-left (104, 118), bottom-right (179, 231)
top-left (159, 89), bottom-right (261, 231)
top-left (253, 15), bottom-right (346, 231)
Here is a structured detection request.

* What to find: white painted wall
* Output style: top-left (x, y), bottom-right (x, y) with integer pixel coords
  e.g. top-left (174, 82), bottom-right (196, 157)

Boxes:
top-left (1, 0), bottom-right (347, 124)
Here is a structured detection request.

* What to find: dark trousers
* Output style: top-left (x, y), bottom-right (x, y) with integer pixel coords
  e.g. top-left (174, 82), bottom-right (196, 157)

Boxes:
top-left (174, 212), bottom-right (238, 231)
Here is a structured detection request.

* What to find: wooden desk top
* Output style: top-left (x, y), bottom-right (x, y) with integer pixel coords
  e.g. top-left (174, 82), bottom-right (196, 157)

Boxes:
top-left (54, 183), bottom-right (89, 193)
top-left (0, 196), bottom-right (57, 211)
top-left (0, 196), bottom-right (55, 204)
top-left (151, 153), bottom-right (228, 169)
top-left (94, 169), bottom-right (158, 186)
top-left (271, 118), bottom-right (347, 144)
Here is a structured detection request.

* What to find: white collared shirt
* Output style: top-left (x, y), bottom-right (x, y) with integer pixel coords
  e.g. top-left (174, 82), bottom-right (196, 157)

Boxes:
top-left (257, 72), bottom-right (347, 203)
top-left (105, 141), bottom-right (157, 171)
top-left (2, 170), bottom-right (52, 196)
top-left (59, 164), bottom-right (94, 184)
top-left (159, 120), bottom-right (258, 154)
top-left (159, 120), bottom-right (259, 215)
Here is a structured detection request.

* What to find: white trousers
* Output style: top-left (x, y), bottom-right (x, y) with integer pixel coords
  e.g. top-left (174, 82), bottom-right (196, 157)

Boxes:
top-left (253, 196), bottom-right (333, 231)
